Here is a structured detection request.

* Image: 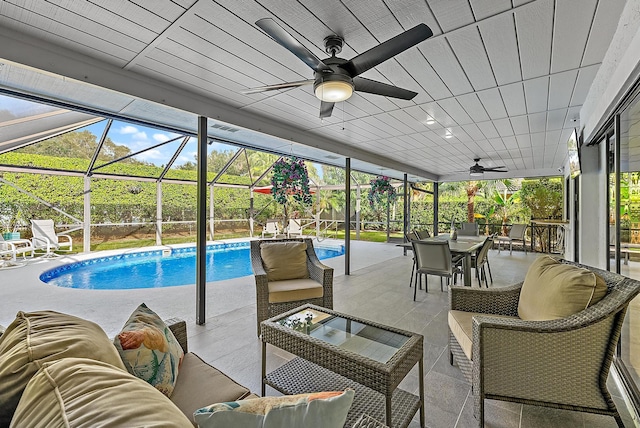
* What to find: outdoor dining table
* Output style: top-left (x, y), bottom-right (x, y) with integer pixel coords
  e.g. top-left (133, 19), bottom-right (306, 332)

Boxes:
top-left (398, 235), bottom-right (486, 287)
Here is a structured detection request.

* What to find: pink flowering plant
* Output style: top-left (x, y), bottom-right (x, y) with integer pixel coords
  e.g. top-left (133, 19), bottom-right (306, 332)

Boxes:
top-left (270, 157), bottom-right (313, 205)
top-left (368, 175), bottom-right (397, 207)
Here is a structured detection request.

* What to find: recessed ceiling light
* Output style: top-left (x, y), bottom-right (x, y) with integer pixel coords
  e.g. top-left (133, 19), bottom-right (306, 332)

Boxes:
top-left (445, 131), bottom-right (453, 139)
top-left (425, 116), bottom-right (435, 125)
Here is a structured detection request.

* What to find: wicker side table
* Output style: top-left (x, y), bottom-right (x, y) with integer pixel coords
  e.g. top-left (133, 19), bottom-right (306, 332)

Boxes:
top-left (261, 304), bottom-right (424, 428)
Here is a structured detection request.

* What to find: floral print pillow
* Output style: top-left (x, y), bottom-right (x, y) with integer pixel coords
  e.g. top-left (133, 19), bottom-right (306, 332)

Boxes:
top-left (194, 389), bottom-right (355, 428)
top-left (114, 303), bottom-right (184, 397)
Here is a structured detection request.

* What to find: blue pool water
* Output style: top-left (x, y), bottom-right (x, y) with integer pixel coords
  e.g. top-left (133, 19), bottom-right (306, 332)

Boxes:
top-left (40, 242), bottom-right (344, 290)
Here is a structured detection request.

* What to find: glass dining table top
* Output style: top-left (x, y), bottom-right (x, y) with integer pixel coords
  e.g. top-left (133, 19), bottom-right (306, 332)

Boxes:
top-left (275, 307), bottom-right (410, 363)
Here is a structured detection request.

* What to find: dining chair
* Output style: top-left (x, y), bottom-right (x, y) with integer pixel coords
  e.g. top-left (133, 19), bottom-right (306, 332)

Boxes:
top-left (472, 235), bottom-right (494, 287)
top-left (413, 229), bottom-right (430, 240)
top-left (405, 232), bottom-right (418, 288)
top-left (496, 223), bottom-right (528, 254)
top-left (458, 222), bottom-right (479, 236)
top-left (411, 240), bottom-right (461, 300)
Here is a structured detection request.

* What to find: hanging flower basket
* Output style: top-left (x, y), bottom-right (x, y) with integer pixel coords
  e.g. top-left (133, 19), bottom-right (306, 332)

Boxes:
top-left (368, 175), bottom-right (397, 207)
top-left (270, 157), bottom-right (313, 205)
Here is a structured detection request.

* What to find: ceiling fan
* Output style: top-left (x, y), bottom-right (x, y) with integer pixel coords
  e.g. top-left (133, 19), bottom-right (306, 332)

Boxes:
top-left (468, 158), bottom-right (508, 177)
top-left (242, 18), bottom-right (433, 118)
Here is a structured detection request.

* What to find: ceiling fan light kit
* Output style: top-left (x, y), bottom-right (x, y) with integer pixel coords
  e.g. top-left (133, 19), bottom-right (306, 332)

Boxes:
top-left (247, 18), bottom-right (433, 117)
top-left (314, 78), bottom-right (354, 102)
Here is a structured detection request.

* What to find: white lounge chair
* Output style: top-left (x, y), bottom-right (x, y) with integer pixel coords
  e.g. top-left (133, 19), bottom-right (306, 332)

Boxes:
top-left (286, 218), bottom-right (303, 238)
top-left (261, 220), bottom-right (280, 238)
top-left (31, 219), bottom-right (72, 256)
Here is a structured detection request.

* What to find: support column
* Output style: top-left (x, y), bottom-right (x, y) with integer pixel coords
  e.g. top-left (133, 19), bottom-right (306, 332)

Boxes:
top-left (156, 182), bottom-right (162, 245)
top-left (209, 186), bottom-right (215, 240)
top-left (249, 190), bottom-right (255, 237)
top-left (355, 184), bottom-right (361, 240)
top-left (196, 116), bottom-right (207, 325)
top-left (386, 199), bottom-right (390, 242)
top-left (403, 174), bottom-right (408, 240)
top-left (83, 176), bottom-right (91, 253)
top-left (345, 158), bottom-right (351, 276)
top-left (434, 182), bottom-right (439, 236)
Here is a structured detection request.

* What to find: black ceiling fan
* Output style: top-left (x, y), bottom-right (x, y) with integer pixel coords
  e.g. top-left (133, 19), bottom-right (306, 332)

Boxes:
top-left (242, 18), bottom-right (433, 118)
top-left (469, 158), bottom-right (508, 176)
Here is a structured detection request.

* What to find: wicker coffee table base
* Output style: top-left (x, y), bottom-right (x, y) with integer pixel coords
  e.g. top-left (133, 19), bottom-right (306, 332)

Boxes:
top-left (265, 357), bottom-right (420, 428)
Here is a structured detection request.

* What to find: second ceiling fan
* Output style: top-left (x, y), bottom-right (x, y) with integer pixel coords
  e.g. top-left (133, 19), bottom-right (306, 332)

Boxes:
top-left (469, 158), bottom-right (508, 176)
top-left (243, 18), bottom-right (433, 118)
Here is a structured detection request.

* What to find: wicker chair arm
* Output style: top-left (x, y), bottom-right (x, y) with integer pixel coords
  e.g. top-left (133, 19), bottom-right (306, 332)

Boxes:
top-left (165, 317), bottom-right (188, 353)
top-left (449, 283), bottom-right (522, 316)
top-left (307, 258), bottom-right (333, 283)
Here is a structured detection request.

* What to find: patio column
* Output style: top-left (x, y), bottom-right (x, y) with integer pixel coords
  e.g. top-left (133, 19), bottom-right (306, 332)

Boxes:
top-left (249, 189), bottom-right (254, 237)
top-left (434, 182), bottom-right (439, 236)
top-left (209, 186), bottom-right (215, 240)
top-left (156, 181), bottom-right (162, 245)
top-left (355, 184), bottom-right (361, 240)
top-left (83, 175), bottom-right (90, 253)
top-left (403, 174), bottom-right (408, 240)
top-left (345, 158), bottom-right (351, 275)
top-left (196, 116), bottom-right (207, 325)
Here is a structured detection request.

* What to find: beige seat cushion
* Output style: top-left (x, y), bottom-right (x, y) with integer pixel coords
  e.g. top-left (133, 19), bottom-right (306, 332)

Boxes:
top-left (448, 310), bottom-right (518, 360)
top-left (11, 357), bottom-right (192, 428)
top-left (170, 352), bottom-right (252, 423)
top-left (261, 241), bottom-right (309, 281)
top-left (0, 311), bottom-right (126, 426)
top-left (518, 255), bottom-right (608, 321)
top-left (268, 278), bottom-right (324, 303)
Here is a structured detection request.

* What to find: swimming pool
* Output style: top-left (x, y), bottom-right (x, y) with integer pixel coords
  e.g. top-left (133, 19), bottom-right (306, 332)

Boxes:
top-left (40, 241), bottom-right (344, 290)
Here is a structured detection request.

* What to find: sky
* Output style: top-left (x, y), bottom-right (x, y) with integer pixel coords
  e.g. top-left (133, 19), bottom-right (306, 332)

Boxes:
top-left (85, 121), bottom-right (237, 168)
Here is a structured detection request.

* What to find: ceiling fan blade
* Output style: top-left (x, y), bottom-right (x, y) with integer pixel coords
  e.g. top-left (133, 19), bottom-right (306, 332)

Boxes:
top-left (320, 101), bottom-right (335, 118)
top-left (353, 77), bottom-right (417, 100)
top-left (342, 24), bottom-right (433, 77)
top-left (483, 167), bottom-right (508, 172)
top-left (256, 18), bottom-right (332, 73)
top-left (240, 79), bottom-right (314, 94)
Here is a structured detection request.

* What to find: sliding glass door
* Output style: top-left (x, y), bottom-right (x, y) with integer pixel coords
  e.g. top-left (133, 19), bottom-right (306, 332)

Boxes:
top-left (612, 91), bottom-right (640, 403)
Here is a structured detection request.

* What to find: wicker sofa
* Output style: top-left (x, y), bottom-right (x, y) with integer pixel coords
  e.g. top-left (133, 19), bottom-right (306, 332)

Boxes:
top-left (0, 315), bottom-right (255, 427)
top-left (448, 258), bottom-right (640, 427)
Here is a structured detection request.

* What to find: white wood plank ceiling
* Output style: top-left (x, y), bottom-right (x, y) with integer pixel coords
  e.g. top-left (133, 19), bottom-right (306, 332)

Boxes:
top-left (0, 0), bottom-right (627, 182)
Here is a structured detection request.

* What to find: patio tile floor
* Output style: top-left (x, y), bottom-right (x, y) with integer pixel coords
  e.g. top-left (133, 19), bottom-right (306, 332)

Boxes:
top-left (0, 239), bottom-right (636, 427)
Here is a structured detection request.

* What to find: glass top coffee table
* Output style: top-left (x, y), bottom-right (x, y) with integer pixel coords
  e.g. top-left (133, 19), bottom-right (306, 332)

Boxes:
top-left (261, 304), bottom-right (424, 428)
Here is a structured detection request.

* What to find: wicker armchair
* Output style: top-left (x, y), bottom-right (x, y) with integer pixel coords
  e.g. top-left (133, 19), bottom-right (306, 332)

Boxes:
top-left (251, 238), bottom-right (333, 335)
top-left (448, 260), bottom-right (640, 427)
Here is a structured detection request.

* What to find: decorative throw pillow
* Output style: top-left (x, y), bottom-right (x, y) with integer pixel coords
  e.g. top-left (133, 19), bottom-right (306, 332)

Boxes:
top-left (0, 310), bottom-right (126, 427)
top-left (11, 357), bottom-right (192, 428)
top-left (114, 303), bottom-right (184, 398)
top-left (518, 255), bottom-right (608, 321)
top-left (260, 241), bottom-right (309, 281)
top-left (194, 389), bottom-right (355, 428)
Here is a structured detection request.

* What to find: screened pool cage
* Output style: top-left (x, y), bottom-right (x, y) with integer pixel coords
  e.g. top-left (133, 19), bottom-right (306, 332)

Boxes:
top-left (0, 95), bottom-right (415, 253)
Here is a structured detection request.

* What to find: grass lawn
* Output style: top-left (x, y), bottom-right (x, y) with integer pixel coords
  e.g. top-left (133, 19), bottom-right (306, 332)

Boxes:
top-left (56, 229), bottom-right (402, 253)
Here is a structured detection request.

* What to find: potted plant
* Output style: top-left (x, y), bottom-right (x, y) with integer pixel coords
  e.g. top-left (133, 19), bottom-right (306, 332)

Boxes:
top-left (270, 157), bottom-right (313, 228)
top-left (367, 176), bottom-right (397, 208)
